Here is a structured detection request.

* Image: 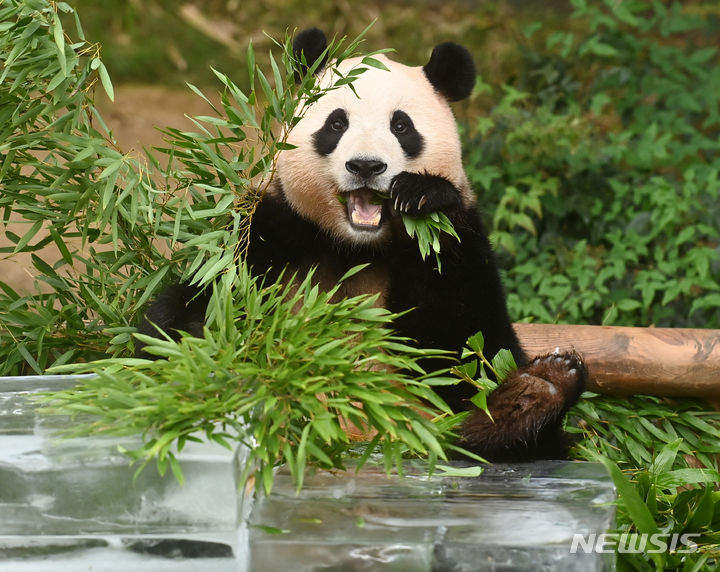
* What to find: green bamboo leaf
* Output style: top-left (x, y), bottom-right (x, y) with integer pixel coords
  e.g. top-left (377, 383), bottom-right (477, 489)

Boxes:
top-left (490, 349), bottom-right (517, 382)
top-left (97, 60), bottom-right (114, 102)
top-left (247, 42), bottom-right (256, 91)
top-left (410, 420), bottom-right (445, 458)
top-left (252, 524), bottom-right (291, 535)
top-left (650, 438), bottom-right (683, 475)
top-left (686, 485), bottom-right (715, 530)
top-left (52, 12), bottom-right (67, 77)
top-left (13, 219), bottom-right (43, 253)
top-left (596, 456), bottom-right (659, 534)
top-left (466, 331), bottom-right (485, 354)
top-left (655, 468), bottom-right (720, 489)
top-left (134, 266), bottom-right (171, 308)
top-left (166, 454), bottom-right (184, 485)
top-left (360, 55), bottom-right (390, 72)
top-left (17, 344), bottom-right (42, 375)
top-left (678, 413), bottom-right (720, 437)
top-left (72, 8), bottom-right (85, 41)
top-left (46, 68), bottom-right (67, 92)
top-left (269, 50), bottom-right (284, 96)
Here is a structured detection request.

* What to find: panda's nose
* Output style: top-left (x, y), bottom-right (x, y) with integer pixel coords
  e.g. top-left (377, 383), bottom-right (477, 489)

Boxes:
top-left (345, 159), bottom-right (387, 180)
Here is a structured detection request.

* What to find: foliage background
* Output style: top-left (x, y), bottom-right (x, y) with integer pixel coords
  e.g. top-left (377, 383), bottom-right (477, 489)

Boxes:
top-left (2, 1), bottom-right (720, 570)
top-left (8, 0), bottom-right (720, 328)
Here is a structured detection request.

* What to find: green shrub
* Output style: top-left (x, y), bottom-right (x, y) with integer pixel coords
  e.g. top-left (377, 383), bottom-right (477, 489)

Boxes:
top-left (464, 0), bottom-right (720, 328)
top-left (461, 5), bottom-right (720, 568)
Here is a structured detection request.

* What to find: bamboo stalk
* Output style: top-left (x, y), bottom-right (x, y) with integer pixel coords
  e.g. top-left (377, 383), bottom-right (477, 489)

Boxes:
top-left (514, 324), bottom-right (720, 398)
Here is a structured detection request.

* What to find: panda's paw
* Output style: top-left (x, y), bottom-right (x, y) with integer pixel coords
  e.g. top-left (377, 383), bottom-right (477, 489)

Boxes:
top-left (458, 350), bottom-right (587, 461)
top-left (521, 350), bottom-right (587, 403)
top-left (389, 171), bottom-right (462, 216)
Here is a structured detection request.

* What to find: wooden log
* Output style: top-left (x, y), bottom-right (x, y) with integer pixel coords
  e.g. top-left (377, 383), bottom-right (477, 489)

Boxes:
top-left (514, 324), bottom-right (720, 399)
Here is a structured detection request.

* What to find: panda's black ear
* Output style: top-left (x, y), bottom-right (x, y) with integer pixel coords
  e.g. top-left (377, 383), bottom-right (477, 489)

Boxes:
top-left (293, 27), bottom-right (328, 82)
top-left (423, 42), bottom-right (476, 102)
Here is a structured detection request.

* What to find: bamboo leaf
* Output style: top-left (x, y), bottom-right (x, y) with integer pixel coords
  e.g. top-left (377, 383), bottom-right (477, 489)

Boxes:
top-left (97, 60), bottom-right (114, 102)
top-left (52, 12), bottom-right (67, 77)
top-left (596, 455), bottom-right (659, 534)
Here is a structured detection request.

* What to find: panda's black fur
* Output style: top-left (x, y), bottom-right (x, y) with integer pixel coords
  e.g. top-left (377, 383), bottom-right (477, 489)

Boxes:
top-left (137, 29), bottom-right (586, 462)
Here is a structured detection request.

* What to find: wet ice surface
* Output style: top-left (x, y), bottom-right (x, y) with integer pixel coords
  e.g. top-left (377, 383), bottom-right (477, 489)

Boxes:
top-left (0, 375), bottom-right (246, 571)
top-left (1, 376), bottom-right (615, 571)
top-left (252, 462), bottom-right (616, 571)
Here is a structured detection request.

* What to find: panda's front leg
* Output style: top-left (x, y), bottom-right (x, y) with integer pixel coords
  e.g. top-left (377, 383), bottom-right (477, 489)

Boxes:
top-left (460, 351), bottom-right (588, 461)
top-left (388, 171), bottom-right (463, 216)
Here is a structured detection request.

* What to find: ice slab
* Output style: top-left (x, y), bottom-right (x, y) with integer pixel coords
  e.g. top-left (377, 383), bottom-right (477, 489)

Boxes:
top-left (0, 375), bottom-right (247, 571)
top-left (1, 375), bottom-right (616, 571)
top-left (252, 461), bottom-right (616, 571)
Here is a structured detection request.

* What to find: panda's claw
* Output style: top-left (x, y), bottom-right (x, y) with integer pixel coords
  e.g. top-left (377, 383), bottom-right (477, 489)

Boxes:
top-left (417, 195), bottom-right (427, 210)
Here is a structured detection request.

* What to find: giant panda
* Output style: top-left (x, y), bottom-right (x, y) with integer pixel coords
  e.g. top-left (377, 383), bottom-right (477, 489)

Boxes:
top-left (137, 28), bottom-right (587, 462)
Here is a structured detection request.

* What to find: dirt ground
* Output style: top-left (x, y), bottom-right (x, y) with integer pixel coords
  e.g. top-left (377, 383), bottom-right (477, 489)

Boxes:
top-left (2, 85), bottom-right (215, 294)
top-left (95, 85), bottom-right (221, 154)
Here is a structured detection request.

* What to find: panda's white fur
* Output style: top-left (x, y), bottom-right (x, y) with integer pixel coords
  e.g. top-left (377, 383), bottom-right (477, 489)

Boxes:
top-left (275, 53), bottom-right (473, 245)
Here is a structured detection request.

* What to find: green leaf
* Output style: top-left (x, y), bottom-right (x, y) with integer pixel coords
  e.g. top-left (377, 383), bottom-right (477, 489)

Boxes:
top-left (490, 349), bottom-right (517, 382)
top-left (52, 12), bottom-right (67, 77)
top-left (252, 524), bottom-right (291, 535)
top-left (169, 453), bottom-right (185, 485)
top-left (13, 219), bottom-right (43, 253)
top-left (655, 468), bottom-right (720, 489)
top-left (360, 55), bottom-right (390, 72)
top-left (596, 456), bottom-right (659, 534)
top-left (97, 60), bottom-right (114, 102)
top-left (650, 438), bottom-right (682, 475)
top-left (466, 331), bottom-right (485, 354)
top-left (470, 391), bottom-right (489, 414)
top-left (686, 485), bottom-right (716, 530)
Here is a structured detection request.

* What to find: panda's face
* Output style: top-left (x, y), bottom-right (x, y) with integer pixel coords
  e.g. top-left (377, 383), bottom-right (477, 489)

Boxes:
top-left (275, 54), bottom-right (470, 245)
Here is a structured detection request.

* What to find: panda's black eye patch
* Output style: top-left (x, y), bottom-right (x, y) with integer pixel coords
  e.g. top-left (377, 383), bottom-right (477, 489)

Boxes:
top-left (313, 108), bottom-right (348, 156)
top-left (391, 110), bottom-right (424, 158)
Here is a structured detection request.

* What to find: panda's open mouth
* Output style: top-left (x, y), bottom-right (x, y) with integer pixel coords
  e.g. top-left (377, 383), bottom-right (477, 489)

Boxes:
top-left (341, 188), bottom-right (387, 231)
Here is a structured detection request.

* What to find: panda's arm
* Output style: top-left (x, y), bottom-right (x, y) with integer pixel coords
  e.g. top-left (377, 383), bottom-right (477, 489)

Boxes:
top-left (386, 172), bottom-right (587, 460)
top-left (460, 350), bottom-right (586, 461)
top-left (388, 210), bottom-right (587, 460)
top-left (135, 283), bottom-right (211, 358)
top-left (387, 195), bottom-right (527, 403)
top-left (386, 171), bottom-right (517, 353)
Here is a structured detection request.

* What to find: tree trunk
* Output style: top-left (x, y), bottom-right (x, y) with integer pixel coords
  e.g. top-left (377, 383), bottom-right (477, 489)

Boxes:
top-left (514, 324), bottom-right (720, 399)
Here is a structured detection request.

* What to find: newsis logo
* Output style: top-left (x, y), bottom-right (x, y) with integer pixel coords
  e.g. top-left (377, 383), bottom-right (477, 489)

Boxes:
top-left (570, 533), bottom-right (700, 554)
